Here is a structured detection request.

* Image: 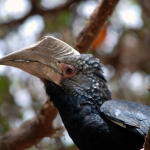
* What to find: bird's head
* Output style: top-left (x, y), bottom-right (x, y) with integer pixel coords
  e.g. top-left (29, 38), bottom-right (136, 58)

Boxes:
top-left (0, 36), bottom-right (111, 108)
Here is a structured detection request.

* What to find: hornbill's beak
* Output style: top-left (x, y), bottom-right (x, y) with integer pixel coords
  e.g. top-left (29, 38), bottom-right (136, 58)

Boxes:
top-left (0, 36), bottom-right (79, 86)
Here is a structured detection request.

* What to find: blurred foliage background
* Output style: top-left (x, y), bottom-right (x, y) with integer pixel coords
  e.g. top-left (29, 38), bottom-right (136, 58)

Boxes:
top-left (0, 0), bottom-right (150, 149)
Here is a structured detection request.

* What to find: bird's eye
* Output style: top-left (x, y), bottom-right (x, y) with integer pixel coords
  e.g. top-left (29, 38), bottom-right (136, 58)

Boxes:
top-left (63, 65), bottom-right (75, 77)
top-left (66, 68), bottom-right (73, 74)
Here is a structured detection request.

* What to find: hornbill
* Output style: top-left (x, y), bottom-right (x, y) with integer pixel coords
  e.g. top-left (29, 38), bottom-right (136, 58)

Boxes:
top-left (0, 36), bottom-right (150, 150)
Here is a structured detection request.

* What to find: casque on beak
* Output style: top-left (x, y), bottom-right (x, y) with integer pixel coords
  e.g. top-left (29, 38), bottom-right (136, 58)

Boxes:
top-left (0, 36), bottom-right (79, 86)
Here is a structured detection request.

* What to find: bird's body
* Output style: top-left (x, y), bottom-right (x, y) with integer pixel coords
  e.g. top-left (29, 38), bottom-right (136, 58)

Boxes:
top-left (45, 81), bottom-right (144, 150)
top-left (43, 54), bottom-right (147, 150)
top-left (1, 36), bottom-right (150, 150)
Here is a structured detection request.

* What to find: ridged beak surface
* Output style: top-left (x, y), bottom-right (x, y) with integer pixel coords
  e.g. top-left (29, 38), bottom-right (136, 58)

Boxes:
top-left (0, 36), bottom-right (80, 85)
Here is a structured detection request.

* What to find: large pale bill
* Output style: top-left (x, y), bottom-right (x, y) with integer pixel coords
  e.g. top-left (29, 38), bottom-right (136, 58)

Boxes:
top-left (0, 36), bottom-right (80, 84)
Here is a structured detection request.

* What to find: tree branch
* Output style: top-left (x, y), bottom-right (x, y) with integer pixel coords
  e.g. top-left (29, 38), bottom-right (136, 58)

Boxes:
top-left (74, 0), bottom-right (119, 53)
top-left (0, 99), bottom-right (64, 150)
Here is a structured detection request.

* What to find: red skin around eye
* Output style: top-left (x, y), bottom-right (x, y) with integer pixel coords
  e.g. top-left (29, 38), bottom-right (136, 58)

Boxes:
top-left (61, 63), bottom-right (76, 78)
